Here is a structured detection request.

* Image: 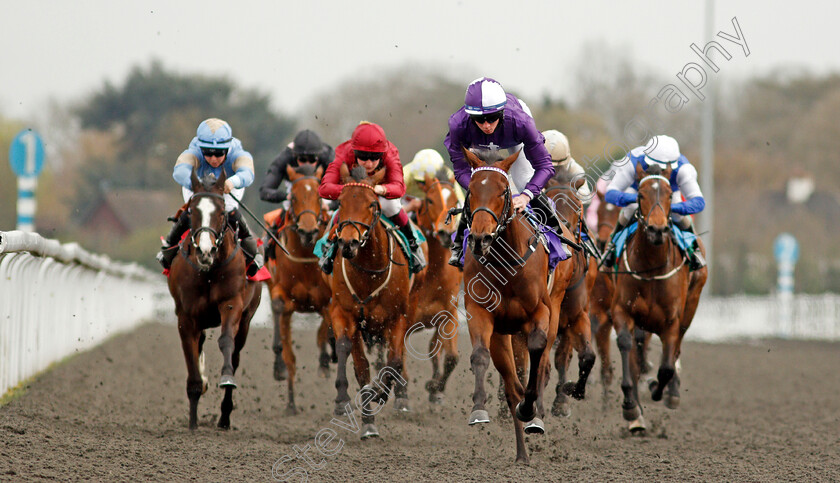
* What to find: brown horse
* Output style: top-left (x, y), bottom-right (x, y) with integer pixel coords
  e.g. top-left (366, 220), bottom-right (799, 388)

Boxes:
top-left (461, 148), bottom-right (574, 463)
top-left (543, 176), bottom-right (598, 418)
top-left (324, 164), bottom-right (425, 439)
top-left (167, 169), bottom-right (262, 430)
top-left (590, 187), bottom-right (619, 398)
top-left (266, 164), bottom-right (333, 415)
top-left (405, 172), bottom-right (463, 404)
top-left (610, 163), bottom-right (707, 433)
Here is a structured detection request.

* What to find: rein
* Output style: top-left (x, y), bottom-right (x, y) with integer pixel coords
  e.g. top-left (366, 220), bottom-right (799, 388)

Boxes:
top-left (275, 176), bottom-right (326, 264)
top-left (181, 192), bottom-right (239, 273)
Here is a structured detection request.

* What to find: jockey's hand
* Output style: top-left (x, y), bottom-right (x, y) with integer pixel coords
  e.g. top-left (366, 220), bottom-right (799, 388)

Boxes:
top-left (373, 185), bottom-right (387, 196)
top-left (224, 179), bottom-right (235, 194)
top-left (512, 193), bottom-right (531, 213)
top-left (321, 199), bottom-right (331, 212)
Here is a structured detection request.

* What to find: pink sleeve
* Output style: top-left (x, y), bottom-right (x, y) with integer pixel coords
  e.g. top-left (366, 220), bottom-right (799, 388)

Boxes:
top-left (585, 196), bottom-right (600, 231)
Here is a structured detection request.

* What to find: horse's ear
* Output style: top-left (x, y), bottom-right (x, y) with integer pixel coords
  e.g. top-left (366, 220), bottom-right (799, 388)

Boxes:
top-left (573, 176), bottom-right (586, 191)
top-left (497, 149), bottom-right (520, 173)
top-left (635, 162), bottom-right (646, 181)
top-left (462, 147), bottom-right (483, 170)
top-left (369, 167), bottom-right (387, 186)
top-left (421, 172), bottom-right (434, 192)
top-left (339, 162), bottom-right (352, 184)
top-left (662, 165), bottom-right (673, 180)
top-left (448, 172), bottom-right (456, 185)
top-left (315, 165), bottom-right (324, 179)
top-left (215, 168), bottom-right (228, 191)
top-left (190, 168), bottom-right (202, 192)
top-left (286, 164), bottom-right (299, 181)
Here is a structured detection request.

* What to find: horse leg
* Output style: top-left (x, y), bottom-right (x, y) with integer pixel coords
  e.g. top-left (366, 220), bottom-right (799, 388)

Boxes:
top-left (331, 305), bottom-right (353, 416)
top-left (466, 311), bottom-right (494, 426)
top-left (435, 328), bottom-right (460, 402)
top-left (613, 310), bottom-right (645, 433)
top-left (489, 332), bottom-right (529, 464)
top-left (317, 310), bottom-right (332, 378)
top-left (634, 327), bottom-right (653, 376)
top-left (218, 309), bottom-right (251, 430)
top-left (178, 321), bottom-right (202, 430)
top-left (593, 311), bottom-right (614, 400)
top-left (564, 311), bottom-right (596, 401)
top-left (500, 333), bottom-right (527, 420)
top-left (551, 328), bottom-right (573, 418)
top-left (279, 309), bottom-right (298, 415)
top-left (382, 314), bottom-right (410, 412)
top-left (426, 331), bottom-right (444, 403)
top-left (514, 306), bottom-right (551, 427)
top-left (271, 297), bottom-right (288, 381)
top-left (650, 325), bottom-right (679, 404)
top-left (348, 330), bottom-right (378, 439)
top-left (198, 331), bottom-right (208, 395)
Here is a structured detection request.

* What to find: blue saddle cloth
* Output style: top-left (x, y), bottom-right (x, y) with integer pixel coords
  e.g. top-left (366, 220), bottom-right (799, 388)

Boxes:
top-left (454, 207), bottom-right (569, 271)
top-left (612, 222), bottom-right (697, 258)
top-left (314, 211), bottom-right (426, 273)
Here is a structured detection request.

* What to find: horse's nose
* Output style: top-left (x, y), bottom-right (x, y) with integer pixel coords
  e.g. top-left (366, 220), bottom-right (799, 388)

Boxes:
top-left (339, 238), bottom-right (360, 258)
top-left (301, 229), bottom-right (320, 245)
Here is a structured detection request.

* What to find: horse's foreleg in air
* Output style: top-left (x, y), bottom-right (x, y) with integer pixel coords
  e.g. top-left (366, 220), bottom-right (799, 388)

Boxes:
top-left (217, 300), bottom-right (243, 383)
top-left (489, 332), bottom-right (529, 464)
top-left (613, 310), bottom-right (642, 423)
top-left (569, 311), bottom-right (596, 400)
top-left (651, 324), bottom-right (679, 403)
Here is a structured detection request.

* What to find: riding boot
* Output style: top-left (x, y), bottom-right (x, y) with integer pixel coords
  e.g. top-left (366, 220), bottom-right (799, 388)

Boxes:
top-left (156, 211), bottom-right (190, 269)
top-left (396, 221), bottom-right (427, 272)
top-left (229, 209), bottom-right (264, 277)
top-left (318, 238), bottom-right (337, 274)
top-left (682, 223), bottom-right (707, 271)
top-left (448, 213), bottom-right (469, 269)
top-left (599, 219), bottom-right (628, 269)
top-left (529, 192), bottom-right (564, 235)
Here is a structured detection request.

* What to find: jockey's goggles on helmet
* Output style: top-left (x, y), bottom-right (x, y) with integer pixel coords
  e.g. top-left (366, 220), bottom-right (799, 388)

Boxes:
top-left (469, 110), bottom-right (503, 124)
top-left (201, 147), bottom-right (228, 158)
top-left (296, 154), bottom-right (318, 164)
top-left (354, 150), bottom-right (384, 162)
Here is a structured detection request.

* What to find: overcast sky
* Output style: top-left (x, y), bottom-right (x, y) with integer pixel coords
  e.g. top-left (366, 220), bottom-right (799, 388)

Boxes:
top-left (2, 0), bottom-right (839, 120)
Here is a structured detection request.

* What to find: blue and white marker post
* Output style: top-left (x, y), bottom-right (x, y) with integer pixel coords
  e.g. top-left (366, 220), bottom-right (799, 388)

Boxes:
top-left (773, 233), bottom-right (799, 337)
top-left (8, 129), bottom-right (46, 232)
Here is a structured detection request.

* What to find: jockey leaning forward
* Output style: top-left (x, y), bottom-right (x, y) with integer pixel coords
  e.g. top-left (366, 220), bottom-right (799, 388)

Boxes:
top-left (600, 134), bottom-right (707, 271)
top-left (402, 148), bottom-right (464, 214)
top-left (156, 117), bottom-right (267, 279)
top-left (317, 121), bottom-right (426, 274)
top-left (444, 76), bottom-right (562, 269)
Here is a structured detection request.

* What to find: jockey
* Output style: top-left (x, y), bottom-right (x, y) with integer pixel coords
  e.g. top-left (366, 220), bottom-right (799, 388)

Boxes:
top-left (402, 148), bottom-right (464, 213)
top-left (444, 77), bottom-right (560, 268)
top-left (259, 129), bottom-right (335, 206)
top-left (317, 121), bottom-right (426, 274)
top-left (156, 118), bottom-right (265, 278)
top-left (601, 135), bottom-right (707, 271)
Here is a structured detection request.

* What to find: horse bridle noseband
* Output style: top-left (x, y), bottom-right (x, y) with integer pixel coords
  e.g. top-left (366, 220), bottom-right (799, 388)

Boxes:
top-left (634, 174), bottom-right (671, 229)
top-left (188, 192), bottom-right (230, 251)
top-left (336, 183), bottom-right (382, 248)
top-left (463, 167), bottom-right (513, 244)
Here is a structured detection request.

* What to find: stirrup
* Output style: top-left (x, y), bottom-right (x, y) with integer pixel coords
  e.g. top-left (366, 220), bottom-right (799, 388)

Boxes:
top-left (448, 249), bottom-right (464, 269)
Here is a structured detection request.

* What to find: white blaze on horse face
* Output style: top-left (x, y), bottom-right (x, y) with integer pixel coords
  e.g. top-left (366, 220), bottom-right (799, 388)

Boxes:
top-left (441, 188), bottom-right (452, 206)
top-left (197, 197), bottom-right (217, 254)
top-left (304, 184), bottom-right (312, 192)
top-left (651, 181), bottom-right (660, 190)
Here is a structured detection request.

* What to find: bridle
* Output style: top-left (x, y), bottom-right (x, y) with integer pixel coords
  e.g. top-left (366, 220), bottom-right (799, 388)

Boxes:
top-left (417, 179), bottom-right (458, 237)
top-left (188, 192), bottom-right (230, 252)
top-left (336, 182), bottom-right (382, 249)
top-left (463, 167), bottom-right (513, 244)
top-left (634, 174), bottom-right (671, 230)
top-left (286, 176), bottom-right (328, 231)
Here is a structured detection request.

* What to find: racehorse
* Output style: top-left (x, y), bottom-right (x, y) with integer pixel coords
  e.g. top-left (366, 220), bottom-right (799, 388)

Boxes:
top-left (407, 172), bottom-right (462, 403)
top-left (324, 164), bottom-right (425, 439)
top-left (543, 175), bottom-right (598, 418)
top-left (167, 169), bottom-right (262, 430)
top-left (265, 164), bottom-right (332, 415)
top-left (460, 148), bottom-right (573, 463)
top-left (590, 187), bottom-right (619, 398)
top-left (610, 163), bottom-right (707, 433)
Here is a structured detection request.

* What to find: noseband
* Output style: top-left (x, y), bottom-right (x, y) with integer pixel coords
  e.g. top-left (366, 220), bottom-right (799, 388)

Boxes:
top-left (635, 174), bottom-right (671, 229)
top-left (418, 179), bottom-right (457, 236)
top-left (189, 192), bottom-right (230, 251)
top-left (464, 167), bottom-right (513, 243)
top-left (336, 183), bottom-right (382, 248)
top-left (287, 176), bottom-right (327, 231)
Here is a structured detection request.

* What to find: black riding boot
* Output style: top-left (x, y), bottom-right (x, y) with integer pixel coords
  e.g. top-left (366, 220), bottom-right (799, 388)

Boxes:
top-left (448, 213), bottom-right (469, 269)
top-left (229, 209), bottom-right (264, 277)
top-left (318, 238), bottom-right (337, 274)
top-left (396, 220), bottom-right (427, 272)
top-left (682, 223), bottom-right (707, 271)
top-left (599, 219), bottom-right (628, 269)
top-left (156, 210), bottom-right (190, 269)
top-left (529, 192), bottom-right (564, 235)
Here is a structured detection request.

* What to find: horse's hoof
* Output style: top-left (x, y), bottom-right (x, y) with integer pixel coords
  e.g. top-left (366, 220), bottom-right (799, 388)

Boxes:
top-left (515, 401), bottom-right (536, 423)
top-left (317, 366), bottom-right (330, 379)
top-left (360, 423), bottom-right (380, 440)
top-left (562, 381), bottom-right (585, 400)
top-left (425, 380), bottom-right (437, 393)
top-left (428, 391), bottom-right (444, 405)
top-left (622, 403), bottom-right (641, 421)
top-left (218, 375), bottom-right (237, 388)
top-left (217, 418), bottom-right (230, 430)
top-left (284, 405), bottom-right (298, 416)
top-left (469, 409), bottom-right (490, 425)
top-left (333, 401), bottom-right (349, 416)
top-left (201, 376), bottom-right (209, 395)
top-left (648, 377), bottom-right (658, 394)
top-left (394, 398), bottom-right (410, 413)
top-left (664, 394), bottom-right (680, 410)
top-left (274, 360), bottom-right (288, 381)
top-left (551, 399), bottom-right (571, 418)
top-left (628, 415), bottom-right (646, 434)
top-left (524, 418), bottom-right (545, 435)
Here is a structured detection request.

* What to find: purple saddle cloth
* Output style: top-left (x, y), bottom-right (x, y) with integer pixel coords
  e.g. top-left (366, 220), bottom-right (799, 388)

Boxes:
top-left (454, 216), bottom-right (569, 271)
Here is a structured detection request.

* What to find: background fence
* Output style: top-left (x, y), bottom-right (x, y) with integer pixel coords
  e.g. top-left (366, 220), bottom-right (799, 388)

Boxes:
top-left (0, 230), bottom-right (168, 396)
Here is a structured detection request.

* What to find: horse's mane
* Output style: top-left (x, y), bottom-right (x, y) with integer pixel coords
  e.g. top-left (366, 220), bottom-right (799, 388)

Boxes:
top-left (199, 173), bottom-right (219, 191)
top-left (469, 147), bottom-right (505, 164)
top-left (349, 165), bottom-right (368, 181)
top-left (645, 165), bottom-right (663, 177)
top-left (295, 164), bottom-right (317, 176)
